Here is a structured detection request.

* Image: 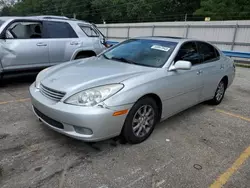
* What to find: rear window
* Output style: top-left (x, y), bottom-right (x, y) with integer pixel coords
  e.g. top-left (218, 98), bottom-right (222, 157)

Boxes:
top-left (197, 42), bottom-right (218, 63)
top-left (215, 48), bottom-right (220, 58)
top-left (79, 26), bottom-right (99, 37)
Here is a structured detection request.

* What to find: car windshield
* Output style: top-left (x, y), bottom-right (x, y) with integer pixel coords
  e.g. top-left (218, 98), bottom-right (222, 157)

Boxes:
top-left (103, 39), bottom-right (177, 68)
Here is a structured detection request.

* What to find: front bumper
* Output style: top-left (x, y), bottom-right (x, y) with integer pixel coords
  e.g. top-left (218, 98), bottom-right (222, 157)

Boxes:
top-left (29, 83), bottom-right (132, 142)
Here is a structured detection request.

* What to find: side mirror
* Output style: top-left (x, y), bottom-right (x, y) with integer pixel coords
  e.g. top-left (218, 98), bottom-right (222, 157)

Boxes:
top-left (169, 60), bottom-right (192, 71)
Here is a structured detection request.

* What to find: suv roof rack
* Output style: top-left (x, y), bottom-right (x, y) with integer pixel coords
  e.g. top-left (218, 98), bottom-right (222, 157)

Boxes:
top-left (31, 15), bottom-right (70, 20)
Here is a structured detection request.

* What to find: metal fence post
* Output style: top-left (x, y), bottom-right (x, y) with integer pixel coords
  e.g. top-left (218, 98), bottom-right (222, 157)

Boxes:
top-left (127, 26), bottom-right (130, 39)
top-left (152, 25), bottom-right (155, 36)
top-left (231, 24), bottom-right (238, 51)
top-left (185, 25), bottom-right (189, 38)
top-left (106, 27), bottom-right (109, 39)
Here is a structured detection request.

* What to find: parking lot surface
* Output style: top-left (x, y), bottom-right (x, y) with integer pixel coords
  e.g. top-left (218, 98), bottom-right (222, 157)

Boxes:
top-left (0, 67), bottom-right (250, 188)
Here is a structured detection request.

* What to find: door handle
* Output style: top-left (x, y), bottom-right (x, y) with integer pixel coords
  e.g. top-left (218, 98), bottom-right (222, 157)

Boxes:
top-left (197, 70), bottom-right (203, 75)
top-left (220, 65), bottom-right (225, 69)
top-left (36, 43), bottom-right (47, 46)
top-left (70, 41), bottom-right (80, 45)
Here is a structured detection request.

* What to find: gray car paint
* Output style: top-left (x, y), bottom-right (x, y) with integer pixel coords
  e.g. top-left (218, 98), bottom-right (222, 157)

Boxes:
top-left (41, 57), bottom-right (155, 93)
top-left (0, 16), bottom-right (106, 74)
top-left (30, 37), bottom-right (235, 141)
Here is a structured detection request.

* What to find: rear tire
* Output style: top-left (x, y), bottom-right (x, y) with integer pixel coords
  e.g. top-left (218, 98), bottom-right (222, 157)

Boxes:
top-left (122, 97), bottom-right (159, 144)
top-left (208, 80), bottom-right (226, 105)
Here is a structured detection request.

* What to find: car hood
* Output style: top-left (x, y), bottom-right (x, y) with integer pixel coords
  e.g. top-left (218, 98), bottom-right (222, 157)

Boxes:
top-left (41, 57), bottom-right (155, 92)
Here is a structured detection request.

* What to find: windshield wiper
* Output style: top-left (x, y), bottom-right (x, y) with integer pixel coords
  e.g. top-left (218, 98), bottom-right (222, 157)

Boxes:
top-left (111, 56), bottom-right (137, 65)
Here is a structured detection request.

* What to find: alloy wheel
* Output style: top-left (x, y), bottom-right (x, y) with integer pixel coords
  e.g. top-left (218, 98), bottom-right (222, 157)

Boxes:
top-left (132, 105), bottom-right (155, 137)
top-left (216, 81), bottom-right (225, 102)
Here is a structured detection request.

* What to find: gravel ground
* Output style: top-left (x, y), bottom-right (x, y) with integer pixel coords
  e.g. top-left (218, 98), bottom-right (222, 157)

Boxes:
top-left (0, 67), bottom-right (250, 188)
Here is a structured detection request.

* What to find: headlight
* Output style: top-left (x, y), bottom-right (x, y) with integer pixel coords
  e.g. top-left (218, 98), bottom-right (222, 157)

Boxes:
top-left (65, 84), bottom-right (124, 106)
top-left (35, 67), bottom-right (50, 89)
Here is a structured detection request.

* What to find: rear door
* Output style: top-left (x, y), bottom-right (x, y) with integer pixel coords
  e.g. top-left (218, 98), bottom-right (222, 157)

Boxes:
top-left (196, 42), bottom-right (223, 101)
top-left (0, 20), bottom-right (49, 70)
top-left (163, 42), bottom-right (203, 117)
top-left (43, 21), bottom-right (80, 64)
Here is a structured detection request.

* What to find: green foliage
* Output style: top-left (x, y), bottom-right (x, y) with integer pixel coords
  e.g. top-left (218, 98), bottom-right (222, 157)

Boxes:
top-left (1, 0), bottom-right (249, 22)
top-left (194, 0), bottom-right (250, 20)
top-left (0, 0), bottom-right (201, 23)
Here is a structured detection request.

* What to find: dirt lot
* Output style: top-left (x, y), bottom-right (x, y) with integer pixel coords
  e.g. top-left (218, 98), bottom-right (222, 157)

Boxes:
top-left (0, 67), bottom-right (250, 188)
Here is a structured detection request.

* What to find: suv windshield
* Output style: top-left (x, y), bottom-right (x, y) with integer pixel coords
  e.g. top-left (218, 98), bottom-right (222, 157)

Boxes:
top-left (103, 39), bottom-right (177, 68)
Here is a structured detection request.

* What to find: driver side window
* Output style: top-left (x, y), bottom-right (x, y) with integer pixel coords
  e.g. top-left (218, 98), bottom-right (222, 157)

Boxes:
top-left (5, 21), bottom-right (43, 39)
top-left (175, 42), bottom-right (200, 65)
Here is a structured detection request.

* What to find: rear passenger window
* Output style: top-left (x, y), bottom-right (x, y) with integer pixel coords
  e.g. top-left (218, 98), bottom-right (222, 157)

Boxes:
top-left (79, 26), bottom-right (98, 37)
top-left (197, 42), bottom-right (218, 63)
top-left (215, 48), bottom-right (220, 58)
top-left (44, 21), bottom-right (77, 38)
top-left (175, 42), bottom-right (200, 65)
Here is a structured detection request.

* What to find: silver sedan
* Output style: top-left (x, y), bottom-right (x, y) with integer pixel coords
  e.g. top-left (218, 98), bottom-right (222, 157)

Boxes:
top-left (30, 37), bottom-right (235, 144)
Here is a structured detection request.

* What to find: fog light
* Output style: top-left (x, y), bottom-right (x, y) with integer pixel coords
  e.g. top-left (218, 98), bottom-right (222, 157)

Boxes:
top-left (74, 126), bottom-right (93, 135)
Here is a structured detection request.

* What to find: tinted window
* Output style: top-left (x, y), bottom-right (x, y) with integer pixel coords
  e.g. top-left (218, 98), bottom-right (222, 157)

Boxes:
top-left (45, 21), bottom-right (77, 38)
top-left (80, 26), bottom-right (98, 37)
top-left (92, 24), bottom-right (105, 38)
top-left (215, 48), bottom-right (220, 58)
top-left (103, 39), bottom-right (177, 68)
top-left (175, 42), bottom-right (200, 65)
top-left (197, 42), bottom-right (217, 63)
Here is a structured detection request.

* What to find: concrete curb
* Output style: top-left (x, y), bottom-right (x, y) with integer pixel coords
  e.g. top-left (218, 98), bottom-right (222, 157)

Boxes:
top-left (235, 63), bottom-right (250, 68)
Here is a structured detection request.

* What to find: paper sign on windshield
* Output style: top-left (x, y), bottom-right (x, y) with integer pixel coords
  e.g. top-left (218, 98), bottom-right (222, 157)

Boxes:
top-left (151, 45), bottom-right (170, 52)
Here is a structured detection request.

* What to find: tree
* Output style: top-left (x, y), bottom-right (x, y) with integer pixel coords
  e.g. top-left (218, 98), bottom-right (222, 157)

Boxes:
top-left (0, 6), bottom-right (10, 15)
top-left (194, 0), bottom-right (250, 20)
top-left (0, 0), bottom-right (201, 23)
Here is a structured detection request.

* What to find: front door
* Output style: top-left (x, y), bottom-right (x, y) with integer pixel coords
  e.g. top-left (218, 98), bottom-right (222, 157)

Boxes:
top-left (162, 42), bottom-right (203, 118)
top-left (0, 20), bottom-right (49, 70)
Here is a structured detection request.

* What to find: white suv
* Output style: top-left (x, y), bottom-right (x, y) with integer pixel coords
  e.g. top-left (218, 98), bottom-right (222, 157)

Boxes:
top-left (0, 16), bottom-right (107, 79)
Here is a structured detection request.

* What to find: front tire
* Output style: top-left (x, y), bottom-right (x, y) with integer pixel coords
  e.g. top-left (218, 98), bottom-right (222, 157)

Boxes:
top-left (209, 80), bottom-right (226, 105)
top-left (122, 97), bottom-right (159, 144)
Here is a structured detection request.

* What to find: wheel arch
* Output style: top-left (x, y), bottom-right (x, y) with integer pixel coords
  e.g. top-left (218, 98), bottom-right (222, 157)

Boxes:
top-left (221, 75), bottom-right (228, 89)
top-left (136, 93), bottom-right (163, 122)
top-left (71, 49), bottom-right (97, 60)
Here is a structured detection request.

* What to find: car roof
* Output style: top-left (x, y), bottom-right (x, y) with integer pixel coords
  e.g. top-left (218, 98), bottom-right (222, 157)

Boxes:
top-left (136, 36), bottom-right (189, 43)
top-left (0, 16), bottom-right (91, 25)
top-left (135, 36), bottom-right (215, 45)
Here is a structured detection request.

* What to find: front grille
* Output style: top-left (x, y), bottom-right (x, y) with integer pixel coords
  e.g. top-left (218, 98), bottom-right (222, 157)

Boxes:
top-left (34, 107), bottom-right (64, 129)
top-left (40, 84), bottom-right (65, 101)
